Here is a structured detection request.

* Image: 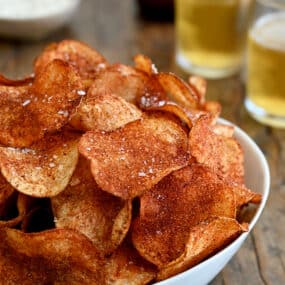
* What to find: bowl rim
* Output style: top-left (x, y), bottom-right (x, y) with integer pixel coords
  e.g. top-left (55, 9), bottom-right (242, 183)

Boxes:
top-left (154, 118), bottom-right (270, 285)
top-left (0, 0), bottom-right (80, 22)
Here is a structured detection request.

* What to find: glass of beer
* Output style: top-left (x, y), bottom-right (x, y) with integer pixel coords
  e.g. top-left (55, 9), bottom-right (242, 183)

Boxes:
top-left (245, 0), bottom-right (285, 127)
top-left (175, 0), bottom-right (254, 78)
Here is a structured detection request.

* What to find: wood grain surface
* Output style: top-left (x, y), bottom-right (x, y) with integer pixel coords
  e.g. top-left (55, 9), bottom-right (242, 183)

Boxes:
top-left (0, 1), bottom-right (284, 284)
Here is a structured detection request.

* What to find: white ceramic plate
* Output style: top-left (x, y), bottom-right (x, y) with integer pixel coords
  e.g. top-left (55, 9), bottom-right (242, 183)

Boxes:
top-left (154, 118), bottom-right (270, 285)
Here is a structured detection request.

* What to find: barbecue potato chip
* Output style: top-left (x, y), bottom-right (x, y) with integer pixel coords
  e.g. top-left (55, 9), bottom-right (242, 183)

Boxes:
top-left (0, 228), bottom-right (104, 284)
top-left (0, 193), bottom-right (23, 228)
top-left (0, 60), bottom-right (83, 147)
top-left (133, 54), bottom-right (157, 75)
top-left (232, 185), bottom-right (262, 208)
top-left (188, 76), bottom-right (207, 106)
top-left (156, 72), bottom-right (198, 110)
top-left (52, 156), bottom-right (132, 254)
top-left (79, 115), bottom-right (188, 199)
top-left (30, 59), bottom-right (83, 132)
top-left (140, 101), bottom-right (209, 130)
top-left (0, 173), bottom-right (24, 228)
top-left (0, 131), bottom-right (79, 197)
top-left (140, 101), bottom-right (194, 129)
top-left (70, 92), bottom-right (142, 132)
top-left (189, 115), bottom-right (244, 185)
top-left (105, 241), bottom-right (157, 285)
top-left (0, 172), bottom-right (15, 217)
top-left (157, 217), bottom-right (247, 281)
top-left (79, 64), bottom-right (167, 106)
top-left (132, 164), bottom-right (237, 267)
top-left (212, 124), bottom-right (234, 137)
top-left (203, 101), bottom-right (222, 120)
top-left (34, 39), bottom-right (107, 80)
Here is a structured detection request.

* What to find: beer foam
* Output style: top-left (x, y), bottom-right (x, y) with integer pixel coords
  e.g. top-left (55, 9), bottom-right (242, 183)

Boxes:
top-left (250, 12), bottom-right (285, 51)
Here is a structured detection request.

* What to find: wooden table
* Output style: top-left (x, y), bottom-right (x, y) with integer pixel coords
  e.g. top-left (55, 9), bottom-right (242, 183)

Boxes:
top-left (0, 1), bottom-right (284, 284)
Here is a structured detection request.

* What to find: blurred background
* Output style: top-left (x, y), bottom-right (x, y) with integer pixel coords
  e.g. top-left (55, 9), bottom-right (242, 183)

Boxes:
top-left (0, 0), bottom-right (284, 284)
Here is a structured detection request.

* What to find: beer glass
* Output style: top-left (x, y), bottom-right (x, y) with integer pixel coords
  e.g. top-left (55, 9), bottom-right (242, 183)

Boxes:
top-left (175, 0), bottom-right (254, 78)
top-left (245, 0), bottom-right (285, 127)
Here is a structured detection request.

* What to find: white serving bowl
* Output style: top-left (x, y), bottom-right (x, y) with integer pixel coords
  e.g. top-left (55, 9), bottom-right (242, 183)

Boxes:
top-left (0, 0), bottom-right (80, 40)
top-left (154, 118), bottom-right (270, 285)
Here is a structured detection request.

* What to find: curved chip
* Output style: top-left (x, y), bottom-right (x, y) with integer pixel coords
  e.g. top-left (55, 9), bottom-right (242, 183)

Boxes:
top-left (70, 92), bottom-right (142, 132)
top-left (188, 76), bottom-right (207, 106)
top-left (0, 228), bottom-right (104, 284)
top-left (133, 54), bottom-right (157, 75)
top-left (86, 64), bottom-right (167, 105)
top-left (30, 59), bottom-right (83, 132)
top-left (79, 115), bottom-right (188, 199)
top-left (203, 101), bottom-right (222, 120)
top-left (0, 173), bottom-right (24, 228)
top-left (0, 59), bottom-right (83, 147)
top-left (105, 241), bottom-right (157, 285)
top-left (0, 131), bottom-right (79, 197)
top-left (132, 164), bottom-right (237, 267)
top-left (212, 124), bottom-right (234, 137)
top-left (34, 39), bottom-right (107, 80)
top-left (189, 115), bottom-right (245, 185)
top-left (141, 102), bottom-right (194, 129)
top-left (0, 172), bottom-right (15, 217)
top-left (156, 72), bottom-right (198, 110)
top-left (233, 185), bottom-right (262, 209)
top-left (52, 156), bottom-right (132, 254)
top-left (140, 101), bottom-right (209, 130)
top-left (157, 217), bottom-right (247, 281)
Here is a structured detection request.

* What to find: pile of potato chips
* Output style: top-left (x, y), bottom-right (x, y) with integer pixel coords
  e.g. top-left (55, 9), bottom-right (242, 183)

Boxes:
top-left (0, 40), bottom-right (261, 284)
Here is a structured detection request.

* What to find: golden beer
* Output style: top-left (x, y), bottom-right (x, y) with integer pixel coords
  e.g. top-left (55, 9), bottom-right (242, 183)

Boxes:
top-left (175, 0), bottom-right (253, 78)
top-left (246, 13), bottom-right (285, 127)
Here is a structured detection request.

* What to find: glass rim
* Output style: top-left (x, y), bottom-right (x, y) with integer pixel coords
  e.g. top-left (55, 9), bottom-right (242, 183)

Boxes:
top-left (258, 0), bottom-right (285, 9)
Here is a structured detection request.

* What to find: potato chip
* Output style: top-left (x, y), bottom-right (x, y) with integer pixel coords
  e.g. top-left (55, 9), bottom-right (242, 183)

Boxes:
top-left (232, 185), bottom-right (262, 208)
top-left (189, 115), bottom-right (244, 185)
top-left (34, 39), bottom-right (107, 80)
top-left (203, 101), bottom-right (222, 120)
top-left (157, 217), bottom-right (247, 281)
top-left (30, 59), bottom-right (83, 132)
top-left (105, 240), bottom-right (157, 285)
top-left (0, 213), bottom-right (23, 228)
top-left (140, 101), bottom-right (210, 130)
top-left (79, 115), bottom-right (188, 199)
top-left (0, 60), bottom-right (83, 147)
top-left (188, 76), bottom-right (207, 105)
top-left (81, 64), bottom-right (166, 106)
top-left (70, 92), bottom-right (142, 132)
top-left (0, 228), bottom-right (104, 284)
top-left (0, 172), bottom-right (15, 217)
top-left (0, 173), bottom-right (25, 228)
top-left (132, 164), bottom-right (236, 267)
top-left (16, 193), bottom-right (37, 217)
top-left (52, 156), bottom-right (132, 254)
top-left (156, 72), bottom-right (198, 109)
top-left (212, 124), bottom-right (234, 137)
top-left (0, 191), bottom-right (34, 229)
top-left (0, 131), bottom-right (79, 197)
top-left (141, 102), bottom-right (193, 129)
top-left (133, 54), bottom-right (157, 75)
